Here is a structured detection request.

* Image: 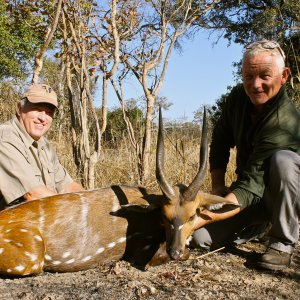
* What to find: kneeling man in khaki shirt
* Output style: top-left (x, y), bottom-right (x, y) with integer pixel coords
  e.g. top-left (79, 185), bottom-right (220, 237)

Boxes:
top-left (0, 83), bottom-right (84, 209)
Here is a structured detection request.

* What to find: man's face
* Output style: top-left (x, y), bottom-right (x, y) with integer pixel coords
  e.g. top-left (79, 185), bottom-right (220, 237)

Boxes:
top-left (18, 101), bottom-right (56, 141)
top-left (242, 51), bottom-right (289, 112)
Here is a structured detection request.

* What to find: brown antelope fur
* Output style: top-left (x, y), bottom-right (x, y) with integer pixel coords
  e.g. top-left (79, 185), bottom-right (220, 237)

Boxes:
top-left (0, 107), bottom-right (237, 276)
top-left (0, 186), bottom-right (169, 276)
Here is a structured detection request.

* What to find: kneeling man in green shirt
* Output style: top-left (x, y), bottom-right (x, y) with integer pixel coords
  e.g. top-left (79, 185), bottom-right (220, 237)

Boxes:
top-left (191, 40), bottom-right (300, 271)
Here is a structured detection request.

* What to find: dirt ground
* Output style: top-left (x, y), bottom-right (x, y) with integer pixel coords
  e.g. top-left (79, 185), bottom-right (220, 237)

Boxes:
top-left (0, 239), bottom-right (299, 300)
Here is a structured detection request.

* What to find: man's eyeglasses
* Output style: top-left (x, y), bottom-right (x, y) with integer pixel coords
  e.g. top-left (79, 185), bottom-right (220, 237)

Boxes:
top-left (245, 40), bottom-right (286, 61)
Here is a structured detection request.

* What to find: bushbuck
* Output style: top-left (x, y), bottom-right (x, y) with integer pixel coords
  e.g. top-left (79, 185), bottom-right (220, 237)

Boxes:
top-left (0, 108), bottom-right (237, 276)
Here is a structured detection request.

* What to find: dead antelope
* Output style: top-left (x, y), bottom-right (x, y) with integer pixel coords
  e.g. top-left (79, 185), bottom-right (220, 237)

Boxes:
top-left (0, 108), bottom-right (236, 276)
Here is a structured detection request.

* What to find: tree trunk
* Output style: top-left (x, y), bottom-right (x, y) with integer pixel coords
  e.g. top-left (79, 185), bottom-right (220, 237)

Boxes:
top-left (140, 95), bottom-right (155, 183)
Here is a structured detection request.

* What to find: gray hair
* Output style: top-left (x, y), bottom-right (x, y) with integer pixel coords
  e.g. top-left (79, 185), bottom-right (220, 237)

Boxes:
top-left (20, 97), bottom-right (31, 107)
top-left (243, 40), bottom-right (286, 73)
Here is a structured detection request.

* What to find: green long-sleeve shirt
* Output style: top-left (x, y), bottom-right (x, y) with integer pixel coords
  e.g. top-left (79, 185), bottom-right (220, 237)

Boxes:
top-left (209, 84), bottom-right (300, 210)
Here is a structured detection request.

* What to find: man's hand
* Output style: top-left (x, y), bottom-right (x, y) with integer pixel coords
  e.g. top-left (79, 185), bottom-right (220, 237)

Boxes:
top-left (61, 182), bottom-right (84, 193)
top-left (22, 182), bottom-right (84, 202)
top-left (23, 186), bottom-right (57, 201)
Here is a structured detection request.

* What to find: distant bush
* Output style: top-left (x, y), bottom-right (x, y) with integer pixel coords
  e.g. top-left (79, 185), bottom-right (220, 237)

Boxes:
top-left (0, 82), bottom-right (20, 123)
top-left (103, 106), bottom-right (144, 148)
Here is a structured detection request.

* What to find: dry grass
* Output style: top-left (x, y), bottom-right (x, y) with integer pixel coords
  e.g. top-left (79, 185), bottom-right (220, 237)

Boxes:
top-left (52, 129), bottom-right (237, 193)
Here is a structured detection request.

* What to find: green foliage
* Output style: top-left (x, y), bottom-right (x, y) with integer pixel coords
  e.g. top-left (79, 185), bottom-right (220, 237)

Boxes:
top-left (0, 0), bottom-right (44, 79)
top-left (104, 103), bottom-right (144, 147)
top-left (207, 86), bottom-right (233, 129)
top-left (203, 0), bottom-right (299, 44)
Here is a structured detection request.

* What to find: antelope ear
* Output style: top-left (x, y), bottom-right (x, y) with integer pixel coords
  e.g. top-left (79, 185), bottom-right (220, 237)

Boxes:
top-left (197, 192), bottom-right (240, 210)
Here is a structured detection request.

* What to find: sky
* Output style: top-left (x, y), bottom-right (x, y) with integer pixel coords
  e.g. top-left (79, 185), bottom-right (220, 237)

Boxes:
top-left (105, 32), bottom-right (244, 122)
top-left (160, 34), bottom-right (244, 121)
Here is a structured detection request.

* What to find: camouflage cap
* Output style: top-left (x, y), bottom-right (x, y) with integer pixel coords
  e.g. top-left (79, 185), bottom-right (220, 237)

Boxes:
top-left (23, 83), bottom-right (58, 108)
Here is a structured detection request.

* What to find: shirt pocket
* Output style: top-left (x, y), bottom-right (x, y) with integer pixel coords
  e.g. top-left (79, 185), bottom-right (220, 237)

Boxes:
top-left (46, 164), bottom-right (57, 192)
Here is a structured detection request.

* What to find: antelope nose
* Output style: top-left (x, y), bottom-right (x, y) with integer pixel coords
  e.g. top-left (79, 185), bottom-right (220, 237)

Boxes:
top-left (168, 247), bottom-right (183, 260)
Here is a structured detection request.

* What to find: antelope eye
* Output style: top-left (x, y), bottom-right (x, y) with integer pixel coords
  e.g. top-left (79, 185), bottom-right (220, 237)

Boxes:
top-left (189, 214), bottom-right (196, 222)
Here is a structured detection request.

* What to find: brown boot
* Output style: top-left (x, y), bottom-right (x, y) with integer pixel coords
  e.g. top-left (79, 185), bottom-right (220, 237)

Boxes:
top-left (257, 248), bottom-right (292, 271)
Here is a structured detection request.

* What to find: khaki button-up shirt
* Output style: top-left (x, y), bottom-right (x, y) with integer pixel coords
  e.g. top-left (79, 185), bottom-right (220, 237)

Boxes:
top-left (0, 116), bottom-right (73, 207)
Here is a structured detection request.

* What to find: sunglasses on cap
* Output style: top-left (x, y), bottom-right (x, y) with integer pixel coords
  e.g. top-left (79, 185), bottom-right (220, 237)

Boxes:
top-left (245, 40), bottom-right (286, 61)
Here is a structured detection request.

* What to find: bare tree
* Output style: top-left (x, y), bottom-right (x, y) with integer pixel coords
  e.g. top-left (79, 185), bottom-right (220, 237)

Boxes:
top-left (110, 71), bottom-right (144, 184)
top-left (60, 0), bottom-right (103, 188)
top-left (112, 0), bottom-right (218, 183)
